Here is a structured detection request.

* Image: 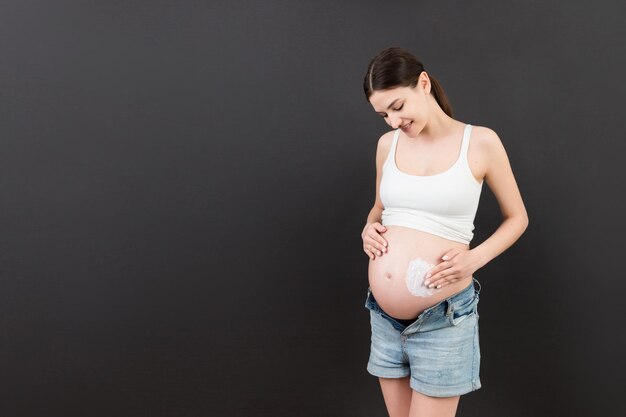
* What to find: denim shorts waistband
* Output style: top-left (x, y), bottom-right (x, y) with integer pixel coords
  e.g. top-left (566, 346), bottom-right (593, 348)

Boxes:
top-left (365, 277), bottom-right (481, 317)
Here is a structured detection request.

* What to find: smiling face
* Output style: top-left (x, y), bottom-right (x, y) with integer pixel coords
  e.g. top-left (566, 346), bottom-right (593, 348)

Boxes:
top-left (369, 72), bottom-right (432, 137)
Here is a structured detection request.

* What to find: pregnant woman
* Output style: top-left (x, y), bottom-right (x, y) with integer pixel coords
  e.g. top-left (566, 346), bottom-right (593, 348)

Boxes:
top-left (361, 47), bottom-right (529, 417)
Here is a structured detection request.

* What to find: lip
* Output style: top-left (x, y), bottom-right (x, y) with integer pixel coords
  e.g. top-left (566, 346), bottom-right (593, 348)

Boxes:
top-left (401, 121), bottom-right (412, 132)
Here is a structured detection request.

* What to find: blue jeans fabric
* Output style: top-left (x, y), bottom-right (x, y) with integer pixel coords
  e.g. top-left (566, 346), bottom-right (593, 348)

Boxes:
top-left (364, 277), bottom-right (482, 397)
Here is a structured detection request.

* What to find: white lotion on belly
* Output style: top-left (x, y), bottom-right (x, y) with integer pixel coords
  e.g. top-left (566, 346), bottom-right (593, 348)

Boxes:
top-left (405, 257), bottom-right (439, 297)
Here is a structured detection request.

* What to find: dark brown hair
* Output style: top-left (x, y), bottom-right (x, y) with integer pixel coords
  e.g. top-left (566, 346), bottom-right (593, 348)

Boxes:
top-left (363, 46), bottom-right (454, 117)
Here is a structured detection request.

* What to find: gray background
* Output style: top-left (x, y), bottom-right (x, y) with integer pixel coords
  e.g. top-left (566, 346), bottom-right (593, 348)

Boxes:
top-left (1, 1), bottom-right (624, 416)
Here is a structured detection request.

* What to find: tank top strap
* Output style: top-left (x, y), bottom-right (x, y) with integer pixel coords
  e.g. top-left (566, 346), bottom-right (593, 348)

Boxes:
top-left (460, 124), bottom-right (473, 162)
top-left (387, 128), bottom-right (401, 164)
top-left (392, 128), bottom-right (401, 148)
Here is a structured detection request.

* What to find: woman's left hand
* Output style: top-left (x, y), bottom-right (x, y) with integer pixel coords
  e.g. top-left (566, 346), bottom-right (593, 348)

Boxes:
top-left (423, 249), bottom-right (481, 289)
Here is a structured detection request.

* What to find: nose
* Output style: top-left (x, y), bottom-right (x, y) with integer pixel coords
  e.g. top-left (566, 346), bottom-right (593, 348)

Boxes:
top-left (388, 115), bottom-right (402, 129)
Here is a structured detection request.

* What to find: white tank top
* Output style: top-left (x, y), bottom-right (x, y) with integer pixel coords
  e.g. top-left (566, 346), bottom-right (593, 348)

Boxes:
top-left (380, 124), bottom-right (483, 244)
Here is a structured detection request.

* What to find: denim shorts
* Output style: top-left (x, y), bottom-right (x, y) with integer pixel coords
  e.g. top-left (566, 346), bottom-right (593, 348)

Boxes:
top-left (364, 277), bottom-right (482, 397)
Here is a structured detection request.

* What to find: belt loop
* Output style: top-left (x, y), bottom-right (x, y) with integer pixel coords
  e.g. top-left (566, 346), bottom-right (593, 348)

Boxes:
top-left (473, 277), bottom-right (482, 295)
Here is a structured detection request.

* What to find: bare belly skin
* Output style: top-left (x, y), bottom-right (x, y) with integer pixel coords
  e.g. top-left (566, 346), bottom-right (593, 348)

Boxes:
top-left (368, 225), bottom-right (474, 319)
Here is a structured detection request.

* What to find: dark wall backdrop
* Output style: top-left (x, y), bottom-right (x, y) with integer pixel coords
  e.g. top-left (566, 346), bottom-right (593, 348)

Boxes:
top-left (1, 1), bottom-right (624, 416)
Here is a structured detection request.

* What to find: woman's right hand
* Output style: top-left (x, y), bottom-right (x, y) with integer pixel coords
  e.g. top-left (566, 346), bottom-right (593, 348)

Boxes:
top-left (361, 222), bottom-right (388, 260)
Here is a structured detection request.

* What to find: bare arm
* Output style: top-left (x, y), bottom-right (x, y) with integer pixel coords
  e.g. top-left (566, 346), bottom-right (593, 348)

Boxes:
top-left (361, 133), bottom-right (393, 259)
top-left (364, 206), bottom-right (383, 230)
top-left (362, 132), bottom-right (392, 233)
top-left (471, 129), bottom-right (529, 269)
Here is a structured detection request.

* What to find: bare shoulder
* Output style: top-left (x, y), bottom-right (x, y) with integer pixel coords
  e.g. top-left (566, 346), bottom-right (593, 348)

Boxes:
top-left (470, 125), bottom-right (502, 151)
top-left (375, 129), bottom-right (396, 162)
top-left (467, 125), bottom-right (506, 182)
top-left (470, 124), bottom-right (528, 222)
top-left (377, 129), bottom-right (396, 149)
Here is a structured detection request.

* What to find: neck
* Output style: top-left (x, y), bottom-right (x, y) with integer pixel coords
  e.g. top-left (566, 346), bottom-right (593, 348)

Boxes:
top-left (413, 95), bottom-right (458, 141)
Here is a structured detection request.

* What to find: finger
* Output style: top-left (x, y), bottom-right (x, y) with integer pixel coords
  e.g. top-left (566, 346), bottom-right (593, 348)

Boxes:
top-left (436, 277), bottom-right (460, 289)
top-left (426, 278), bottom-right (440, 288)
top-left (434, 277), bottom-right (452, 289)
top-left (426, 271), bottom-right (448, 288)
top-left (433, 268), bottom-right (452, 280)
top-left (424, 266), bottom-right (439, 283)
top-left (442, 250), bottom-right (461, 261)
top-left (367, 236), bottom-right (387, 253)
top-left (365, 244), bottom-right (382, 258)
top-left (374, 223), bottom-right (387, 233)
top-left (426, 261), bottom-right (451, 279)
top-left (429, 272), bottom-right (457, 288)
top-left (428, 277), bottom-right (444, 288)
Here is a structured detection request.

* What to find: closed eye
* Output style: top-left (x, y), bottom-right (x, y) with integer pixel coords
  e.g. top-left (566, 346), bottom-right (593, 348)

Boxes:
top-left (381, 104), bottom-right (403, 118)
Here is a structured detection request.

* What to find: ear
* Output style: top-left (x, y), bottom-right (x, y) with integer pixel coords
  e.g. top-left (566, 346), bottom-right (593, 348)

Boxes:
top-left (420, 71), bottom-right (431, 94)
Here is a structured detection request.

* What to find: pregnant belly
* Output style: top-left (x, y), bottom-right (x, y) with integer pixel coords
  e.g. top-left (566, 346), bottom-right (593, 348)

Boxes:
top-left (368, 225), bottom-right (474, 319)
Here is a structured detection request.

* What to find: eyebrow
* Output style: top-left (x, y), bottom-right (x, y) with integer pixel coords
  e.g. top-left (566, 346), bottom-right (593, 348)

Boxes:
top-left (375, 98), bottom-right (401, 115)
